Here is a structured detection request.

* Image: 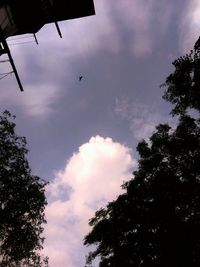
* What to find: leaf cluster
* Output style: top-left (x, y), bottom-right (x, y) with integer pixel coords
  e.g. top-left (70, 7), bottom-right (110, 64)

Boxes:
top-left (163, 38), bottom-right (200, 116)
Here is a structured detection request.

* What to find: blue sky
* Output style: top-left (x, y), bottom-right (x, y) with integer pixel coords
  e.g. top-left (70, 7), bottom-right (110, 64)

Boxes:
top-left (0, 0), bottom-right (200, 266)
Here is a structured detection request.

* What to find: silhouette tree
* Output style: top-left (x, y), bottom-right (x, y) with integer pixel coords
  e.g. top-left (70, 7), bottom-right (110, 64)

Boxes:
top-left (0, 111), bottom-right (48, 267)
top-left (84, 38), bottom-right (200, 267)
top-left (162, 37), bottom-right (200, 116)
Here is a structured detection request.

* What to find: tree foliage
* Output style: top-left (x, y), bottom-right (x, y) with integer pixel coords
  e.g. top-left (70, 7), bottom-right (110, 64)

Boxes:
top-left (0, 111), bottom-right (48, 267)
top-left (162, 37), bottom-right (200, 116)
top-left (84, 38), bottom-right (200, 267)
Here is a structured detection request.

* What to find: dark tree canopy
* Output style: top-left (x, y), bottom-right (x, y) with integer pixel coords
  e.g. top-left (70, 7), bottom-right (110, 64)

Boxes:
top-left (163, 37), bottom-right (200, 116)
top-left (0, 111), bottom-right (48, 267)
top-left (84, 38), bottom-right (200, 267)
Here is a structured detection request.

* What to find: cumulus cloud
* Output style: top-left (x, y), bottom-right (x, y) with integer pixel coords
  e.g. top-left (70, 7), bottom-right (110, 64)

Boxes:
top-left (179, 0), bottom-right (200, 52)
top-left (44, 136), bottom-right (135, 267)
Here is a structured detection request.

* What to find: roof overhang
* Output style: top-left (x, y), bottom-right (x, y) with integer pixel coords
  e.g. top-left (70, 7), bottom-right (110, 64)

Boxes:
top-left (0, 0), bottom-right (95, 38)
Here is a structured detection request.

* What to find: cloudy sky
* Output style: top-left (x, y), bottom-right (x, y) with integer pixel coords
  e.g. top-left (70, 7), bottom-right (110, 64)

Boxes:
top-left (1, 0), bottom-right (200, 266)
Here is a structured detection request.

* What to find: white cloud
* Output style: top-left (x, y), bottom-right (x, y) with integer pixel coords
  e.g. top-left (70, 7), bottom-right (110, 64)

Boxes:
top-left (44, 136), bottom-right (135, 267)
top-left (0, 77), bottom-right (60, 118)
top-left (115, 97), bottom-right (175, 141)
top-left (0, 42), bottom-right (65, 118)
top-left (179, 0), bottom-right (200, 52)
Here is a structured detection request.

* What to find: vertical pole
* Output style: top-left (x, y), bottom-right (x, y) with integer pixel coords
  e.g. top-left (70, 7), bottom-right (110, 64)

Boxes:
top-left (3, 40), bottom-right (24, 91)
top-left (55, 21), bottom-right (62, 38)
top-left (46, 0), bottom-right (62, 38)
top-left (33, 33), bottom-right (39, 45)
top-left (0, 27), bottom-right (24, 91)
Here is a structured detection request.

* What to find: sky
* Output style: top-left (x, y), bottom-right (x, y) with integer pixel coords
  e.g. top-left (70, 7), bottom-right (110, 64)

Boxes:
top-left (0, 0), bottom-right (200, 266)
